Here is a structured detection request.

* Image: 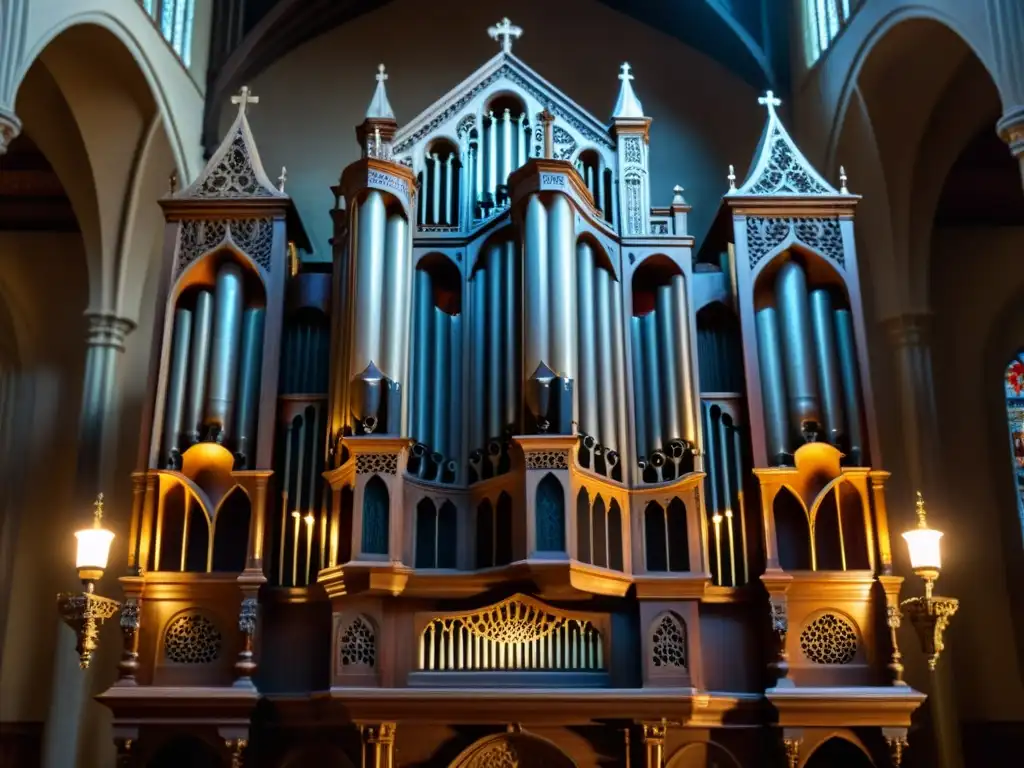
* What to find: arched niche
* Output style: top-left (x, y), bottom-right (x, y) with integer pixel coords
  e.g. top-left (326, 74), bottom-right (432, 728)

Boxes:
top-left (811, 479), bottom-right (870, 571)
top-left (361, 475), bottom-right (390, 556)
top-left (337, 484), bottom-right (354, 564)
top-left (607, 499), bottom-right (624, 571)
top-left (649, 611), bottom-right (688, 673)
top-left (535, 473), bottom-right (566, 552)
top-left (485, 92), bottom-right (528, 122)
top-left (666, 740), bottom-right (743, 768)
top-left (643, 499), bottom-right (689, 572)
top-left (146, 735), bottom-right (222, 768)
top-left (449, 732), bottom-right (576, 768)
top-left (417, 252), bottom-right (462, 314)
top-left (415, 498), bottom-right (458, 569)
top-left (802, 735), bottom-right (875, 768)
top-left (575, 487), bottom-right (590, 562)
top-left (420, 137), bottom-right (462, 228)
top-left (496, 491), bottom-right (514, 564)
top-left (212, 485), bottom-right (250, 572)
top-left (575, 149), bottom-right (613, 223)
top-left (156, 483), bottom-right (209, 572)
top-left (696, 300), bottom-right (745, 394)
top-left (631, 254), bottom-right (683, 317)
top-left (774, 486), bottom-right (812, 570)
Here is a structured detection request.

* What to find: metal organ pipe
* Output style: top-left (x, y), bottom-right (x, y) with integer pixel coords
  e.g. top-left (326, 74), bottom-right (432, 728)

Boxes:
top-left (381, 211), bottom-right (409, 384)
top-left (655, 284), bottom-right (681, 442)
top-left (470, 274), bottom-right (487, 451)
top-left (809, 288), bottom-right (846, 445)
top-left (642, 312), bottom-right (663, 452)
top-left (610, 281), bottom-right (629, 460)
top-left (444, 154), bottom-right (454, 226)
top-left (502, 109), bottom-right (512, 187)
top-left (755, 306), bottom-right (790, 464)
top-left (185, 291), bottom-right (213, 443)
top-left (671, 274), bottom-right (697, 443)
top-left (502, 240), bottom-right (518, 431)
top-left (834, 308), bottom-right (865, 463)
top-left (430, 153), bottom-right (441, 225)
top-left (576, 242), bottom-right (598, 437)
top-left (161, 308), bottom-right (192, 464)
top-left (524, 195), bottom-right (549, 372)
top-left (517, 114), bottom-right (527, 168)
top-left (353, 190), bottom-right (387, 375)
top-left (412, 268), bottom-right (434, 442)
top-left (594, 265), bottom-right (616, 450)
top-left (487, 111), bottom-right (497, 200)
top-left (775, 260), bottom-right (821, 438)
top-left (234, 308), bottom-right (265, 466)
top-left (448, 312), bottom-right (463, 470)
top-left (630, 316), bottom-right (648, 459)
top-left (204, 262), bottom-right (244, 440)
top-left (547, 194), bottom-right (576, 380)
top-left (431, 307), bottom-right (451, 458)
top-left (473, 139), bottom-right (484, 209)
top-left (486, 244), bottom-right (505, 441)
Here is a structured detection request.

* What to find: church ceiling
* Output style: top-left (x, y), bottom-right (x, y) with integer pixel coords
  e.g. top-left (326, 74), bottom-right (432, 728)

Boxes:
top-left (203, 0), bottom-right (786, 157)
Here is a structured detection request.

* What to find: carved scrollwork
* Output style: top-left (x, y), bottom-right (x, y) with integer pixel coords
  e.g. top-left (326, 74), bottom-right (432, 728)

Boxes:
top-left (552, 125), bottom-right (576, 160)
top-left (745, 216), bottom-right (844, 269)
top-left (176, 218), bottom-right (274, 278)
top-left (524, 450), bottom-right (568, 470)
top-left (356, 453), bottom-right (399, 475)
top-left (193, 131), bottom-right (278, 198)
top-left (749, 126), bottom-right (830, 196)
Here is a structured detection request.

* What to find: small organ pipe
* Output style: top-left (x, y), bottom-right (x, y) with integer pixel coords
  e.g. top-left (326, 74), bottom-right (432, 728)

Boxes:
top-left (487, 111), bottom-right (497, 199)
top-left (502, 240), bottom-right (518, 431)
top-left (353, 190), bottom-right (387, 375)
top-left (487, 244), bottom-right (504, 440)
top-left (595, 165), bottom-right (604, 215)
top-left (502, 109), bottom-right (512, 186)
top-left (413, 269), bottom-right (433, 442)
top-left (432, 308), bottom-right (451, 457)
top-left (449, 313), bottom-right (463, 469)
top-left (444, 154), bottom-right (454, 226)
top-left (595, 265), bottom-right (616, 449)
top-left (809, 289), bottom-right (846, 445)
top-left (718, 415), bottom-right (736, 585)
top-left (234, 308), bottom-right (265, 466)
top-left (655, 284), bottom-right (681, 441)
top-left (755, 306), bottom-right (791, 463)
top-left (204, 262), bottom-right (244, 440)
top-left (776, 260), bottom-right (821, 437)
top-left (430, 153), bottom-right (441, 225)
top-left (586, 165), bottom-right (594, 197)
top-left (161, 308), bottom-right (192, 463)
top-left (278, 421), bottom-right (293, 585)
top-left (548, 194), bottom-right (576, 379)
top-left (733, 428), bottom-right (749, 583)
top-left (630, 316), bottom-right (648, 459)
top-left (576, 242), bottom-right (598, 435)
top-left (611, 280), bottom-right (628, 457)
top-left (459, 141), bottom-right (470, 225)
top-left (642, 313), bottom-right (663, 452)
top-left (703, 404), bottom-right (719, 512)
top-left (834, 308), bottom-right (865, 463)
top-left (671, 274), bottom-right (697, 443)
top-left (517, 114), bottom-right (527, 168)
top-left (470, 275), bottom-right (486, 450)
top-left (473, 140), bottom-right (483, 207)
top-left (381, 211), bottom-right (409, 384)
top-left (524, 195), bottom-right (549, 372)
top-left (419, 170), bottom-right (427, 225)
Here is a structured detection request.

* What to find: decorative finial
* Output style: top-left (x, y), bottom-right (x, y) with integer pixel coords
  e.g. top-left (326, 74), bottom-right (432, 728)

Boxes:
top-left (93, 493), bottom-right (105, 523)
top-left (539, 108), bottom-right (556, 159)
top-left (488, 17), bottom-right (523, 54)
top-left (758, 90), bottom-right (782, 110)
top-left (231, 85), bottom-right (259, 117)
top-left (376, 63), bottom-right (388, 85)
top-left (612, 62), bottom-right (645, 119)
top-left (374, 126), bottom-right (382, 156)
top-left (277, 166), bottom-right (287, 193)
top-left (727, 164), bottom-right (737, 191)
top-left (168, 170), bottom-right (178, 195)
top-left (839, 165), bottom-right (849, 194)
top-left (365, 64), bottom-right (395, 120)
top-left (619, 62), bottom-right (633, 83)
top-left (915, 491), bottom-right (928, 528)
top-left (672, 185), bottom-right (686, 204)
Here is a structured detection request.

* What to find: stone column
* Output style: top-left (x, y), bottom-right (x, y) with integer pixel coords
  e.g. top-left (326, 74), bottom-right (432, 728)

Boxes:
top-left (0, 0), bottom-right (28, 153)
top-left (41, 312), bottom-right (135, 768)
top-left (987, 0), bottom-right (1024, 184)
top-left (882, 312), bottom-right (964, 768)
top-left (0, 106), bottom-right (20, 153)
top-left (996, 106), bottom-right (1024, 187)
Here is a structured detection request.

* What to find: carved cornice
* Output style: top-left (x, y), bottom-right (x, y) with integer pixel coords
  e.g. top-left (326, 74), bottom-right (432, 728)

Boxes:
top-left (85, 312), bottom-right (136, 351)
top-left (0, 106), bottom-right (21, 155)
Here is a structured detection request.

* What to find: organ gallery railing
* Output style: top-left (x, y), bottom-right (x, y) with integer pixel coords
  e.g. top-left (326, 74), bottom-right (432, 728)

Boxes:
top-left (417, 595), bottom-right (605, 672)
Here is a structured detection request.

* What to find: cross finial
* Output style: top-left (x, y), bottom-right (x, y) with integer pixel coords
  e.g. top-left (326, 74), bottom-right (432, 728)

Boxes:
top-left (93, 493), bottom-right (105, 523)
top-left (619, 62), bottom-right (633, 82)
top-left (168, 170), bottom-right (178, 195)
top-left (758, 90), bottom-right (782, 110)
top-left (727, 164), bottom-right (737, 191)
top-left (231, 85), bottom-right (259, 117)
top-left (488, 17), bottom-right (523, 54)
top-left (376, 63), bottom-right (388, 84)
top-left (277, 166), bottom-right (287, 192)
top-left (839, 165), bottom-right (849, 194)
top-left (915, 491), bottom-right (928, 527)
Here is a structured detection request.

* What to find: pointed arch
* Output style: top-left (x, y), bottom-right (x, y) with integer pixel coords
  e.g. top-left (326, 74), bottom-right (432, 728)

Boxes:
top-left (802, 733), bottom-right (875, 767)
top-left (775, 485), bottom-right (812, 570)
top-left (448, 732), bottom-right (576, 768)
top-left (211, 485), bottom-right (250, 572)
top-left (535, 473), bottom-right (565, 552)
top-left (361, 475), bottom-right (389, 555)
top-left (667, 740), bottom-right (743, 768)
top-left (575, 487), bottom-right (591, 562)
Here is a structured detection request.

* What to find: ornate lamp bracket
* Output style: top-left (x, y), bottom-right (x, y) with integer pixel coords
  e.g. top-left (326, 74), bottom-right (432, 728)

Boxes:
top-left (57, 591), bottom-right (121, 669)
top-left (899, 593), bottom-right (959, 671)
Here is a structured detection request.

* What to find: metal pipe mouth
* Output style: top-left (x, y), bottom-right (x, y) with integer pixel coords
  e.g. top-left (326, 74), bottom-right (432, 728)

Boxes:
top-left (362, 416), bottom-right (379, 434)
top-left (666, 439), bottom-right (686, 459)
top-left (411, 442), bottom-right (428, 458)
top-left (487, 439), bottom-right (503, 457)
top-left (605, 450), bottom-right (619, 468)
top-left (649, 450), bottom-right (667, 468)
top-left (581, 433), bottom-right (597, 450)
top-left (429, 451), bottom-right (445, 465)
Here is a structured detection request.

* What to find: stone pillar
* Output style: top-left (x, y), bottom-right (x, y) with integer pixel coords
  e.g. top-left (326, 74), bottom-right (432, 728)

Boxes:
top-left (882, 312), bottom-right (963, 768)
top-left (996, 106), bottom-right (1024, 187)
top-left (0, 106), bottom-right (20, 153)
top-left (986, 0), bottom-right (1024, 184)
top-left (41, 312), bottom-right (135, 768)
top-left (0, 0), bottom-right (27, 153)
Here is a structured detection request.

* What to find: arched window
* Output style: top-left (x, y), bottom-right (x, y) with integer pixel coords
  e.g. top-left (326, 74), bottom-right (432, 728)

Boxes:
top-left (1004, 353), bottom-right (1024, 542)
top-left (141, 0), bottom-right (197, 65)
top-left (804, 0), bottom-right (857, 66)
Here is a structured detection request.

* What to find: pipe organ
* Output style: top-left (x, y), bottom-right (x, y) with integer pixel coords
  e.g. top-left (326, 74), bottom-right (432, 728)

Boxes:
top-left (102, 29), bottom-right (922, 768)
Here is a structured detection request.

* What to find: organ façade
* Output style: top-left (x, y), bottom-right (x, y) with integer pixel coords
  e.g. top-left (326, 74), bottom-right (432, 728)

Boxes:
top-left (98, 19), bottom-right (925, 768)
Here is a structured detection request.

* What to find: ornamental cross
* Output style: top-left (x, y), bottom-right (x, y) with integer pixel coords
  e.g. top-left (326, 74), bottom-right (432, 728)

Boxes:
top-left (376, 63), bottom-right (388, 84)
top-left (488, 18), bottom-right (522, 53)
top-left (93, 493), bottom-right (105, 522)
top-left (758, 90), bottom-right (782, 110)
top-left (727, 164), bottom-right (737, 191)
top-left (231, 85), bottom-right (259, 117)
top-left (619, 62), bottom-right (633, 83)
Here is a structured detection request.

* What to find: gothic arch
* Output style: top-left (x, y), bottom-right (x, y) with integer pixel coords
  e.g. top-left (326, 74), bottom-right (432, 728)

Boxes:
top-left (800, 732), bottom-right (874, 767)
top-left (448, 732), bottom-right (576, 768)
top-left (666, 740), bottom-right (743, 768)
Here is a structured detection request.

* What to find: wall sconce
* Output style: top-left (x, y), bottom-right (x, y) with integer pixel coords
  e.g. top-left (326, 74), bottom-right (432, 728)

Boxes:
top-left (57, 493), bottom-right (121, 669)
top-left (899, 492), bottom-right (959, 671)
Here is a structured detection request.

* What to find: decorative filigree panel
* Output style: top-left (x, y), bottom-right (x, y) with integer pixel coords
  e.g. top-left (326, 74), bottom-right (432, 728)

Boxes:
top-left (651, 613), bottom-right (686, 668)
top-left (338, 616), bottom-right (376, 669)
top-left (176, 218), bottom-right (274, 278)
top-left (745, 216), bottom-right (844, 269)
top-left (524, 451), bottom-right (568, 470)
top-left (468, 740), bottom-right (518, 768)
top-left (799, 612), bottom-right (858, 665)
top-left (164, 614), bottom-right (222, 664)
top-left (355, 453), bottom-right (399, 475)
top-left (749, 127), bottom-right (830, 195)
top-left (623, 137), bottom-right (642, 165)
top-left (193, 131), bottom-right (277, 198)
top-left (418, 594), bottom-right (604, 671)
top-left (625, 174), bottom-right (642, 235)
top-left (457, 114), bottom-right (477, 139)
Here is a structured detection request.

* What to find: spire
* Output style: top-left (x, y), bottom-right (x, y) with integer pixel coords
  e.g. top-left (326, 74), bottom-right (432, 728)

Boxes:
top-left (366, 64), bottom-right (395, 120)
top-left (612, 62), bottom-right (645, 119)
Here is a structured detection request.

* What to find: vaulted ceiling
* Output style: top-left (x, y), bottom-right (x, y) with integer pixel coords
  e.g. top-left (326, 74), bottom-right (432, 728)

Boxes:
top-left (202, 0), bottom-right (786, 156)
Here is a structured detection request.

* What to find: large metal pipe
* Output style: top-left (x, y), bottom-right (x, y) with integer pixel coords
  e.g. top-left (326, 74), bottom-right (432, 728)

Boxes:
top-left (204, 262), bottom-right (244, 440)
top-left (547, 194), bottom-right (576, 380)
top-left (576, 241), bottom-right (598, 436)
top-left (486, 112), bottom-right (497, 200)
top-left (642, 312), bottom-right (663, 452)
top-left (473, 141), bottom-right (483, 207)
top-left (655, 284), bottom-right (680, 441)
top-left (501, 109), bottom-right (512, 187)
top-left (184, 291), bottom-right (214, 442)
top-left (430, 154), bottom-right (441, 225)
top-left (809, 288), bottom-right (845, 446)
top-left (470, 274), bottom-right (486, 451)
top-left (412, 268), bottom-right (434, 443)
top-left (353, 190), bottom-right (387, 375)
top-left (671, 274), bottom-right (697, 443)
top-left (595, 265), bottom-right (616, 449)
top-left (610, 278), bottom-right (629, 457)
top-left (381, 211), bottom-right (409, 385)
top-left (834, 308), bottom-right (865, 464)
top-left (432, 308), bottom-right (451, 457)
top-left (502, 239), bottom-right (518, 432)
top-left (523, 195), bottom-right (549, 373)
top-left (486, 243), bottom-right (504, 440)
top-left (755, 305), bottom-right (791, 463)
top-left (630, 316), bottom-right (648, 459)
top-left (448, 313), bottom-right (463, 470)
top-left (161, 307), bottom-right (192, 464)
top-left (234, 308), bottom-right (265, 466)
top-left (775, 260), bottom-right (821, 438)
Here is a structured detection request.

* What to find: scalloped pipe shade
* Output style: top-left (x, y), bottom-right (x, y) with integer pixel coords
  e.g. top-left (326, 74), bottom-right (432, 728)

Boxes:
top-left (75, 527), bottom-right (115, 571)
top-left (902, 527), bottom-right (943, 572)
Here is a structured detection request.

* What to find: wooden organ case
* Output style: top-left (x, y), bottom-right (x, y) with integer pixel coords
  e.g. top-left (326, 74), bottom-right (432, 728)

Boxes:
top-left (96, 23), bottom-right (924, 768)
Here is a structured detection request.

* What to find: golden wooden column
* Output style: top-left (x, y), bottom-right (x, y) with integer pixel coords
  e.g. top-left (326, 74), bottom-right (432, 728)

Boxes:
top-left (640, 720), bottom-right (669, 768)
top-left (363, 723), bottom-right (397, 768)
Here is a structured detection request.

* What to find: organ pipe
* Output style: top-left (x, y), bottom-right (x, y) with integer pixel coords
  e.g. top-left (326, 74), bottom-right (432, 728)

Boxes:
top-left (474, 140), bottom-right (484, 207)
top-left (548, 194), bottom-right (576, 380)
top-left (161, 308), bottom-right (192, 464)
top-left (610, 281), bottom-right (628, 460)
top-left (776, 260), bottom-right (821, 438)
top-left (655, 284), bottom-right (681, 441)
top-left (517, 114), bottom-right (527, 167)
top-left (671, 274), bottom-right (697, 443)
top-left (809, 289), bottom-right (846, 445)
top-left (234, 308), bottom-right (265, 466)
top-left (431, 308), bottom-right (451, 457)
top-left (834, 308), bottom-right (865, 464)
top-left (470, 275), bottom-right (486, 451)
top-left (502, 240), bottom-right (518, 431)
top-left (412, 268), bottom-right (433, 441)
top-left (642, 312), bottom-right (663, 452)
top-left (353, 190), bottom-right (387, 375)
top-left (444, 154), bottom-right (454, 225)
top-left (576, 242), bottom-right (598, 436)
top-left (594, 265), bottom-right (616, 449)
top-left (487, 244), bottom-right (504, 440)
top-left (431, 154), bottom-right (441, 225)
top-left (502, 109), bottom-right (512, 187)
top-left (184, 294), bottom-right (211, 444)
top-left (419, 170), bottom-right (428, 225)
top-left (630, 316), bottom-right (648, 459)
top-left (524, 195), bottom-right (549, 372)
top-left (381, 211), bottom-right (409, 383)
top-left (204, 262), bottom-right (244, 440)
top-left (755, 306), bottom-right (790, 464)
top-left (448, 313), bottom-right (463, 469)
top-left (487, 112), bottom-right (497, 199)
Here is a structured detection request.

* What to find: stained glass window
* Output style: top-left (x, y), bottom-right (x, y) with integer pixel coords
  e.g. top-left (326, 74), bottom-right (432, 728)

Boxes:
top-left (140, 0), bottom-right (195, 66)
top-left (1004, 352), bottom-right (1024, 543)
top-left (805, 0), bottom-right (859, 66)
